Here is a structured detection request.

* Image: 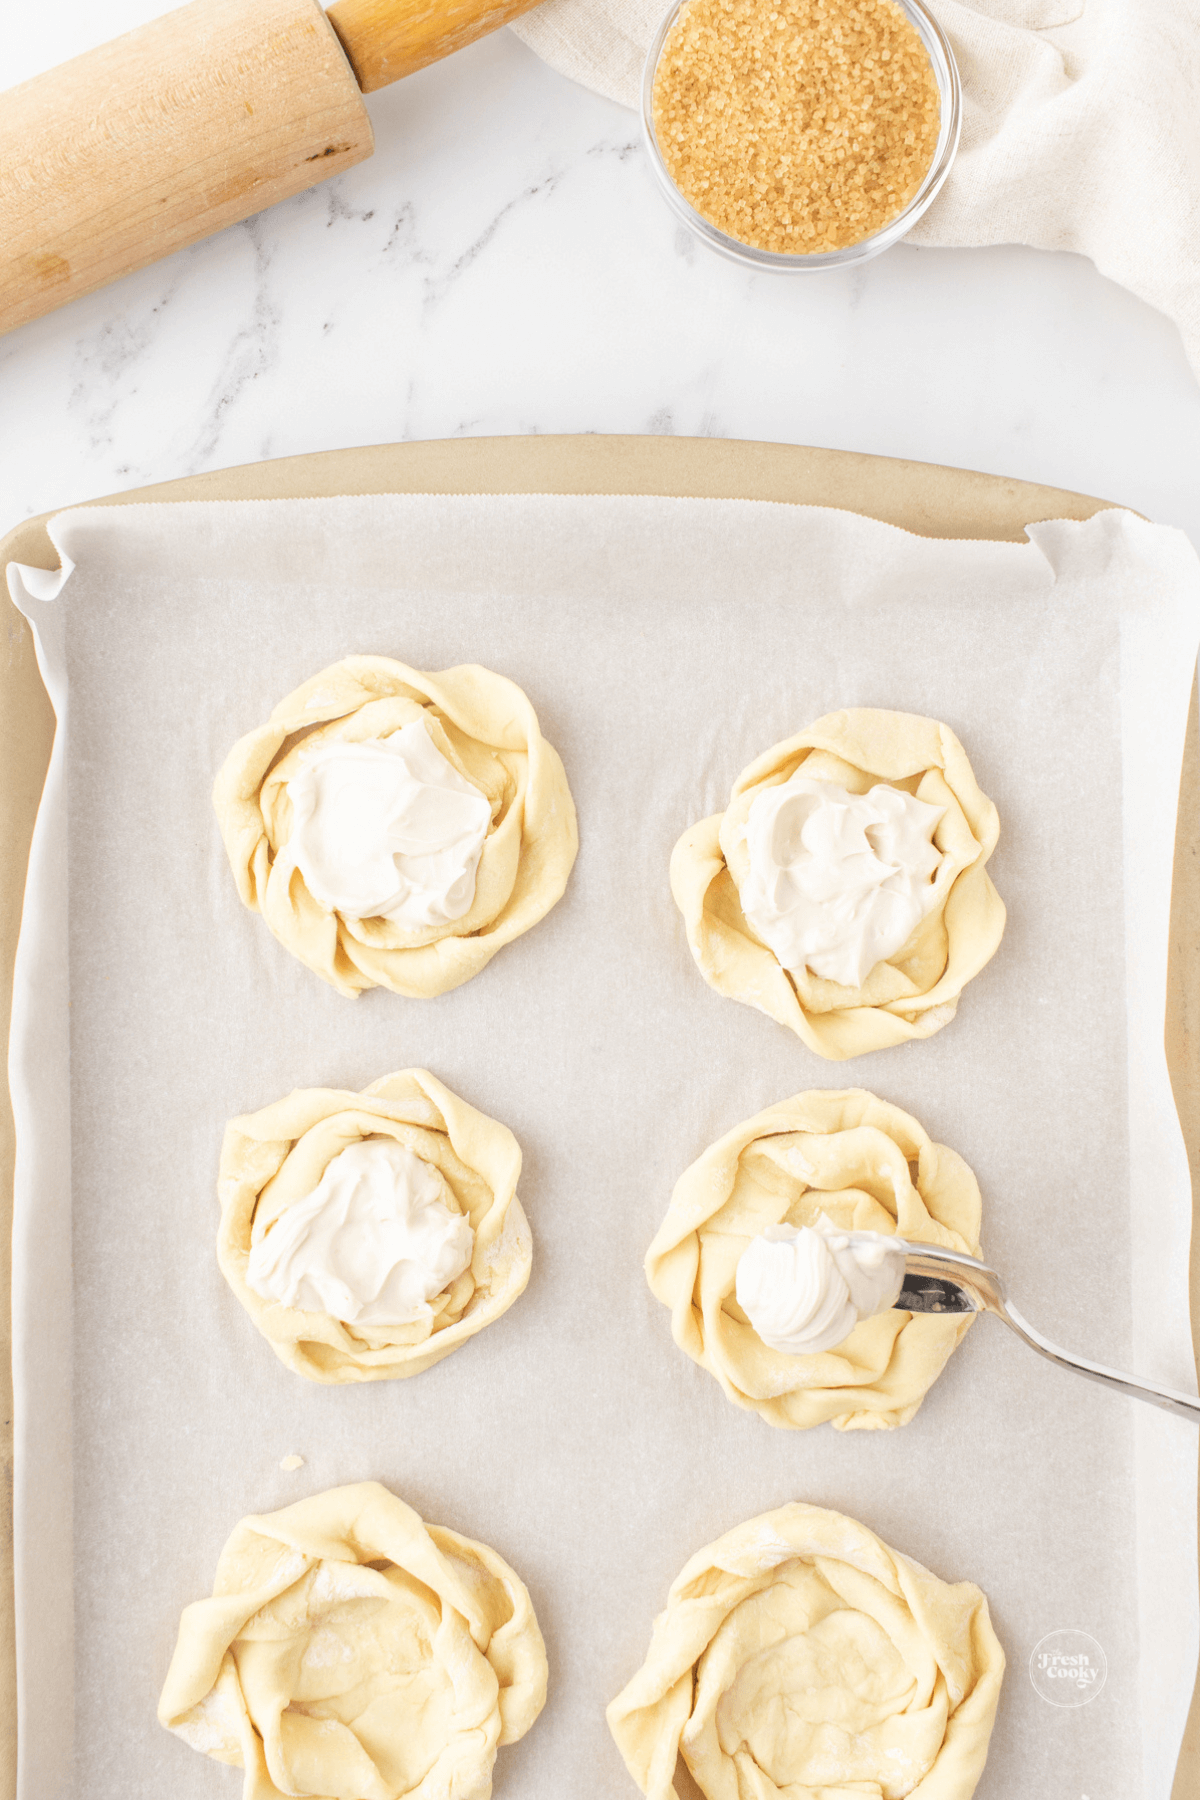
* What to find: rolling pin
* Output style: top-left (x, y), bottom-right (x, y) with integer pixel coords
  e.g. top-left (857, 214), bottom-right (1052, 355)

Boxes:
top-left (0, 0), bottom-right (544, 337)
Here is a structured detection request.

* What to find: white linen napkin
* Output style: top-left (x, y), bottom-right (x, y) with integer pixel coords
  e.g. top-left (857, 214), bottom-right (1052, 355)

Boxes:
top-left (510, 0), bottom-right (1200, 380)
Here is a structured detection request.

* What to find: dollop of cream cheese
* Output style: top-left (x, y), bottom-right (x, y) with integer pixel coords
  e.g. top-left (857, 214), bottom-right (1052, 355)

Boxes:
top-left (246, 1137), bottom-right (474, 1330)
top-left (279, 718), bottom-right (492, 927)
top-left (738, 775), bottom-right (945, 988)
top-left (735, 1213), bottom-right (906, 1356)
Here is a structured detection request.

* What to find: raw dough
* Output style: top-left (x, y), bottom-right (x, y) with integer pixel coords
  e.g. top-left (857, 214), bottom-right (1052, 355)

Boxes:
top-left (159, 1481), bottom-right (548, 1800)
top-left (607, 1501), bottom-right (1004, 1800)
top-left (645, 1089), bottom-right (982, 1429)
top-left (218, 1069), bottom-right (531, 1384)
top-left (213, 656), bottom-right (578, 998)
top-left (670, 708), bottom-right (1005, 1058)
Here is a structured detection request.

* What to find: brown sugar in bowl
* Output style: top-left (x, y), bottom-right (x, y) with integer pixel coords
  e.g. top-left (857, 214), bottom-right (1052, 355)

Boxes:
top-left (643, 0), bottom-right (961, 268)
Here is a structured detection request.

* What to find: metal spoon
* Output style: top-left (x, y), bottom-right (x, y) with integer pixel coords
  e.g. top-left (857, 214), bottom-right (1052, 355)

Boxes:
top-left (896, 1241), bottom-right (1200, 1422)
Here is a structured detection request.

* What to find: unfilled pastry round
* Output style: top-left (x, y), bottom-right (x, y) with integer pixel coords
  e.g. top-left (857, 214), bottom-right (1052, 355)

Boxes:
top-left (646, 1089), bottom-right (982, 1429)
top-left (159, 1481), bottom-right (548, 1800)
top-left (670, 708), bottom-right (1005, 1058)
top-left (218, 1069), bottom-right (531, 1384)
top-left (607, 1501), bottom-right (1004, 1800)
top-left (214, 656), bottom-right (578, 998)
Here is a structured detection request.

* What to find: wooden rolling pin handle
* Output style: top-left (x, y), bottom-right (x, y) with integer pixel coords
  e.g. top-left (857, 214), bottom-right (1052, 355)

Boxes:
top-left (0, 0), bottom-right (551, 337)
top-left (326, 0), bottom-right (548, 90)
top-left (0, 0), bottom-right (373, 338)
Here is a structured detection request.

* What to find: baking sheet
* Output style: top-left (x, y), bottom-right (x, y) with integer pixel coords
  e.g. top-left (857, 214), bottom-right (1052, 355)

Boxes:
top-left (7, 492), bottom-right (1200, 1799)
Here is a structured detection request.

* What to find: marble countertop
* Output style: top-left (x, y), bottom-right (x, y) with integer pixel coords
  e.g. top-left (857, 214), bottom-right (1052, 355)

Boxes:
top-left (3, 3), bottom-right (1200, 545)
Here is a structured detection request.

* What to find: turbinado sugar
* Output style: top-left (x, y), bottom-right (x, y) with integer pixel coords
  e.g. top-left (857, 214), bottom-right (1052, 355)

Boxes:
top-left (652, 0), bottom-right (941, 254)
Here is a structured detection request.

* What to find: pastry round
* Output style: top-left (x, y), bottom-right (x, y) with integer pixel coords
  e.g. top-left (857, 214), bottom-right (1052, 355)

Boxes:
top-left (218, 1068), bottom-right (531, 1384)
top-left (645, 1089), bottom-right (982, 1430)
top-left (214, 656), bottom-right (578, 998)
top-left (607, 1501), bottom-right (1004, 1800)
top-left (159, 1481), bottom-right (548, 1800)
top-left (670, 708), bottom-right (1004, 1059)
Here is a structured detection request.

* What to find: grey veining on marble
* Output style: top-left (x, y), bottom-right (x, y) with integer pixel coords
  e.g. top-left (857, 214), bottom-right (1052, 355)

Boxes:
top-left (1, 7), bottom-right (1199, 543)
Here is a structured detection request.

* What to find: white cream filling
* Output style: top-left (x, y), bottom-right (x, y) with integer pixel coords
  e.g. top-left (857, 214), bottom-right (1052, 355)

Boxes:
top-left (736, 1213), bottom-right (906, 1356)
top-left (278, 717), bottom-right (492, 927)
top-left (738, 774), bottom-right (945, 988)
top-left (246, 1137), bottom-right (474, 1329)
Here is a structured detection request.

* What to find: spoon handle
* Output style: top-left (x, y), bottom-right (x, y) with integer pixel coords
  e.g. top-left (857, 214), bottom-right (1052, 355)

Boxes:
top-left (995, 1299), bottom-right (1200, 1423)
top-left (896, 1243), bottom-right (1200, 1422)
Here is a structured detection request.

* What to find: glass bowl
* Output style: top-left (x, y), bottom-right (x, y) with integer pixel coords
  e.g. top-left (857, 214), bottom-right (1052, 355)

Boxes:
top-left (642, 0), bottom-right (962, 271)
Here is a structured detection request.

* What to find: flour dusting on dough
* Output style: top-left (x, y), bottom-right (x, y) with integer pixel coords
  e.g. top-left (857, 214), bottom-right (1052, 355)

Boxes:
top-left (171, 1683), bottom-right (240, 1756)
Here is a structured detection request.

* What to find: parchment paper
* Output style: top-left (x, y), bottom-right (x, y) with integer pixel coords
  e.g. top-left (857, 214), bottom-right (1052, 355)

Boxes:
top-left (7, 494), bottom-right (1200, 1800)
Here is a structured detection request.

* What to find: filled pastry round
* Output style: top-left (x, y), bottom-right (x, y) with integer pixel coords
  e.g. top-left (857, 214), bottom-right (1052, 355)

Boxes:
top-left (218, 1068), bottom-right (530, 1384)
top-left (670, 708), bottom-right (1004, 1058)
top-left (159, 1481), bottom-right (548, 1800)
top-left (214, 656), bottom-right (578, 998)
top-left (607, 1501), bottom-right (1004, 1800)
top-left (646, 1089), bottom-right (982, 1429)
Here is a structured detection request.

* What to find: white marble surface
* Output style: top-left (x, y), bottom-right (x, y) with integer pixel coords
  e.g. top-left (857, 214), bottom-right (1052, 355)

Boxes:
top-left (3, 1), bottom-right (1200, 545)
